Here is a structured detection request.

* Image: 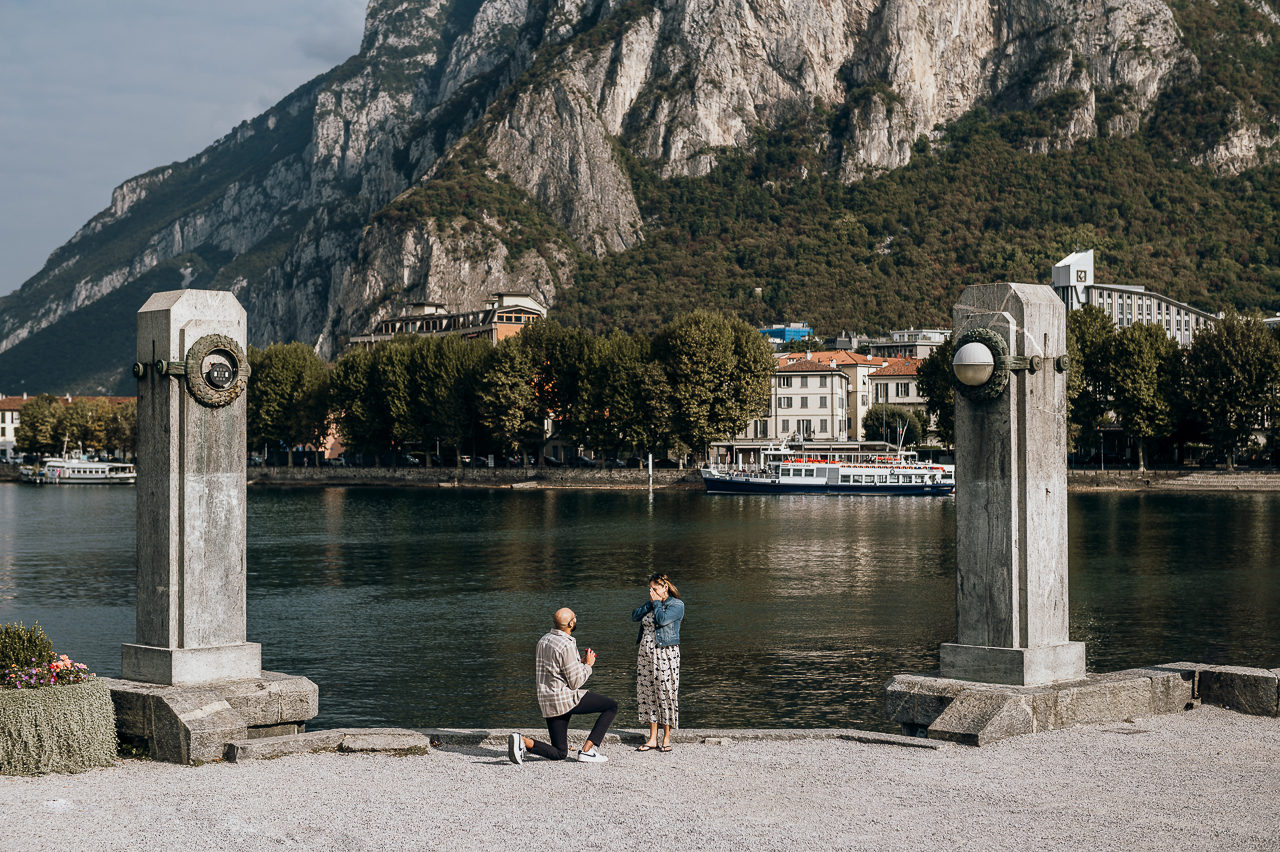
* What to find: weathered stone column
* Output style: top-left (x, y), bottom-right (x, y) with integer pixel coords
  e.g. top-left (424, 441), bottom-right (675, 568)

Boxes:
top-left (122, 290), bottom-right (261, 685)
top-left (940, 283), bottom-right (1085, 686)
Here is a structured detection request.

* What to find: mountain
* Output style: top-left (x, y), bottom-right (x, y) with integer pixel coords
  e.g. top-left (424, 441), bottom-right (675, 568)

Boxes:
top-left (2, 0), bottom-right (1278, 394)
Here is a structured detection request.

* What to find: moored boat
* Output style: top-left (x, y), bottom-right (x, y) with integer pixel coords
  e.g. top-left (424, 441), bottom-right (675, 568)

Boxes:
top-left (20, 457), bottom-right (136, 485)
top-left (701, 445), bottom-right (953, 496)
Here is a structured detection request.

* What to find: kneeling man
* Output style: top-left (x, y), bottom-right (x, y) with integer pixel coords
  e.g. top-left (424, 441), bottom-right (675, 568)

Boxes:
top-left (509, 607), bottom-right (617, 764)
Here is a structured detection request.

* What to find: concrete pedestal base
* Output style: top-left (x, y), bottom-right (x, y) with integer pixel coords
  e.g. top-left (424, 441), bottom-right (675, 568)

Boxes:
top-left (940, 641), bottom-right (1086, 686)
top-left (886, 663), bottom-right (1199, 746)
top-left (102, 671), bottom-right (318, 764)
top-left (121, 642), bottom-right (262, 686)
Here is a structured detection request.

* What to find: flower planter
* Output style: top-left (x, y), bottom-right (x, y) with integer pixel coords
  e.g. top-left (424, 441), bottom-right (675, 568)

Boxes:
top-left (1, 678), bottom-right (117, 775)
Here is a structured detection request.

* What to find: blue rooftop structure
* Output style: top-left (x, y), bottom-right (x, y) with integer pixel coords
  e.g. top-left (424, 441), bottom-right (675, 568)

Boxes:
top-left (759, 322), bottom-right (812, 343)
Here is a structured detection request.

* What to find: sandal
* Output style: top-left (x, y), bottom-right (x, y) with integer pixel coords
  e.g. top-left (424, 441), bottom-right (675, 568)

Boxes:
top-left (635, 744), bottom-right (655, 752)
top-left (657, 744), bottom-right (672, 752)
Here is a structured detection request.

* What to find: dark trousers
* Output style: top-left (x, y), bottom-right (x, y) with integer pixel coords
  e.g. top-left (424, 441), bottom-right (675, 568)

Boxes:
top-left (529, 691), bottom-right (618, 761)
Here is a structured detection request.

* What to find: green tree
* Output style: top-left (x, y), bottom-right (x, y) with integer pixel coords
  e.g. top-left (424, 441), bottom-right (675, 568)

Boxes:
top-left (410, 335), bottom-right (492, 470)
top-left (589, 332), bottom-right (672, 458)
top-left (1066, 305), bottom-right (1116, 459)
top-left (14, 395), bottom-right (60, 454)
top-left (652, 311), bottom-right (774, 463)
top-left (247, 343), bottom-right (331, 466)
top-left (915, 335), bottom-right (956, 447)
top-left (1183, 309), bottom-right (1280, 469)
top-left (104, 399), bottom-right (138, 458)
top-left (862, 403), bottom-right (923, 447)
top-left (1110, 322), bottom-right (1178, 471)
top-left (520, 320), bottom-right (600, 463)
top-left (478, 335), bottom-right (544, 461)
top-left (54, 397), bottom-right (110, 455)
top-left (330, 347), bottom-right (396, 460)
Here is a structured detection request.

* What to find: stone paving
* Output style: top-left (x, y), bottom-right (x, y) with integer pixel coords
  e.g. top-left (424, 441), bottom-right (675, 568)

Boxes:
top-left (2, 705), bottom-right (1277, 851)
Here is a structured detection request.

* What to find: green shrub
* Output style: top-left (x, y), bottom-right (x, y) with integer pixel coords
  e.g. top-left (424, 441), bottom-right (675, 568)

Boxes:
top-left (0, 622), bottom-right (55, 673)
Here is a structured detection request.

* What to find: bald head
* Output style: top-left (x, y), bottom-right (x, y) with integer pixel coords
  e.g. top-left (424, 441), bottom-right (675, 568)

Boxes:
top-left (553, 608), bottom-right (576, 632)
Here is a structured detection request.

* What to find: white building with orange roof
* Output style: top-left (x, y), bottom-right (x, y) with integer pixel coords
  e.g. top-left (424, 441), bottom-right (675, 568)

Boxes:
top-left (776, 349), bottom-right (901, 441)
top-left (868, 358), bottom-right (932, 439)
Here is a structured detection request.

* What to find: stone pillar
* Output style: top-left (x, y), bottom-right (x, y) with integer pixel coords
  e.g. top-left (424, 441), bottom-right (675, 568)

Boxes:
top-left (939, 283), bottom-right (1085, 686)
top-left (122, 290), bottom-right (261, 686)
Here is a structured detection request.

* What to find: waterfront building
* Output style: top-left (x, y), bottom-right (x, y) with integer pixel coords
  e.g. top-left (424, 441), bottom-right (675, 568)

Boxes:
top-left (349, 292), bottom-right (546, 349)
top-left (775, 350), bottom-right (901, 441)
top-left (737, 356), bottom-right (851, 446)
top-left (868, 358), bottom-right (933, 441)
top-left (1051, 250), bottom-right (1217, 346)
top-left (864, 328), bottom-right (949, 359)
top-left (0, 395), bottom-right (23, 461)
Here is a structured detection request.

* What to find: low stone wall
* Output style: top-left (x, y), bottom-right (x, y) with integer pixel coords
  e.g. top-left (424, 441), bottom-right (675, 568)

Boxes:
top-left (1068, 469), bottom-right (1280, 491)
top-left (248, 465), bottom-right (703, 489)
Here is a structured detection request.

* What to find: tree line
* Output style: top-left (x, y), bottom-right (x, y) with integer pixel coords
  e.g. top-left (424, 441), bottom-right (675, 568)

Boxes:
top-left (12, 396), bottom-right (138, 458)
top-left (914, 308), bottom-right (1280, 469)
top-left (247, 311), bottom-right (776, 468)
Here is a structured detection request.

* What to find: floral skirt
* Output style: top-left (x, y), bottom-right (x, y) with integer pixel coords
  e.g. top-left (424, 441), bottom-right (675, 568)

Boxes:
top-left (636, 640), bottom-right (680, 728)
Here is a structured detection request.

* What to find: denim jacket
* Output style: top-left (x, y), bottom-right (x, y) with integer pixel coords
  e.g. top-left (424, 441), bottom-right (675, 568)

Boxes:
top-left (632, 597), bottom-right (684, 647)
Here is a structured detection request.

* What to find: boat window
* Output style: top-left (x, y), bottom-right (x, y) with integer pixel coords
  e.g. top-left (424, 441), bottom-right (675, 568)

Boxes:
top-left (781, 468), bottom-right (791, 477)
top-left (851, 475), bottom-right (862, 484)
top-left (803, 468), bottom-right (815, 478)
top-left (840, 475), bottom-right (850, 484)
top-left (877, 475), bottom-right (888, 483)
top-left (889, 475), bottom-right (899, 483)
top-left (916, 475), bottom-right (925, 483)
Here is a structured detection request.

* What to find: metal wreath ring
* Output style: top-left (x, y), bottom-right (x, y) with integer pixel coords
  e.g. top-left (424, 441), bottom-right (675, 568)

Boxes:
top-left (953, 326), bottom-right (1010, 402)
top-left (184, 333), bottom-right (250, 408)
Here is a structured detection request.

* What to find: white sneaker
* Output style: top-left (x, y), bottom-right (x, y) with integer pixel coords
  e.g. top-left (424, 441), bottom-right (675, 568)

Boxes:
top-left (576, 747), bottom-right (608, 763)
top-left (508, 733), bottom-right (525, 765)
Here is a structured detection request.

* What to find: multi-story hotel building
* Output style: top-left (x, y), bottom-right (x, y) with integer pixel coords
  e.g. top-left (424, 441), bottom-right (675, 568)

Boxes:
top-left (349, 292), bottom-right (546, 349)
top-left (1052, 250), bottom-right (1217, 346)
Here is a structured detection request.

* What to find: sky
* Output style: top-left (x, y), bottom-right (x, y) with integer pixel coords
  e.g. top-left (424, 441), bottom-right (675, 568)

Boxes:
top-left (0, 0), bottom-right (370, 298)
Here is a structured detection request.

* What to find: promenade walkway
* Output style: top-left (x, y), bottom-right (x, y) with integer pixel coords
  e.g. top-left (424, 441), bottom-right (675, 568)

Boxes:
top-left (2, 705), bottom-right (1276, 851)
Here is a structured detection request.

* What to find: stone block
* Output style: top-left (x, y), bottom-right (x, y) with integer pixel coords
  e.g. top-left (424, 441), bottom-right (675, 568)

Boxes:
top-left (927, 690), bottom-right (1035, 747)
top-left (940, 641), bottom-right (1086, 686)
top-left (1199, 666), bottom-right (1280, 717)
top-left (885, 673), bottom-right (966, 726)
top-left (1053, 676), bottom-right (1153, 727)
top-left (148, 687), bottom-right (247, 764)
top-left (1134, 666), bottom-right (1197, 713)
top-left (219, 671), bottom-right (318, 726)
top-left (122, 642), bottom-right (262, 687)
top-left (225, 730), bottom-right (344, 762)
top-left (1148, 662), bottom-right (1208, 698)
top-left (339, 730), bottom-right (431, 753)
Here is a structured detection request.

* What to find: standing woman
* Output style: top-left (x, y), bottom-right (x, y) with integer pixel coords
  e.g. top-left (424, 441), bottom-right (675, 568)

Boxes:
top-left (631, 573), bottom-right (684, 752)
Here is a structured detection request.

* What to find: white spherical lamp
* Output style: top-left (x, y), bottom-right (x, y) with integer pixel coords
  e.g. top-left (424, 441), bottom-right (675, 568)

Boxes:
top-left (953, 341), bottom-right (995, 387)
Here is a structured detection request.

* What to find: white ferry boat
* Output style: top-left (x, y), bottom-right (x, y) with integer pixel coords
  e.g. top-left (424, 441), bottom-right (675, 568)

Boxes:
top-left (20, 457), bottom-right (136, 485)
top-left (702, 445), bottom-right (954, 496)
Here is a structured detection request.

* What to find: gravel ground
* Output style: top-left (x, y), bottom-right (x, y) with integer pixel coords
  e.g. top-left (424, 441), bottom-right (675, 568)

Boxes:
top-left (2, 705), bottom-right (1278, 851)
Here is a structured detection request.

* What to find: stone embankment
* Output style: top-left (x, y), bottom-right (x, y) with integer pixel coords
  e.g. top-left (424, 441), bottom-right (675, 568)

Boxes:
top-left (1067, 469), bottom-right (1280, 492)
top-left (247, 465), bottom-right (703, 490)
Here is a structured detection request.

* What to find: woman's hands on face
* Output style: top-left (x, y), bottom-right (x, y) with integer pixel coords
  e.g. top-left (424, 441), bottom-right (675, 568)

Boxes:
top-left (649, 583), bottom-right (668, 602)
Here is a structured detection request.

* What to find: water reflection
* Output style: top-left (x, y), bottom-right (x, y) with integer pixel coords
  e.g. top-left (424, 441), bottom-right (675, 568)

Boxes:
top-left (1, 483), bottom-right (1277, 733)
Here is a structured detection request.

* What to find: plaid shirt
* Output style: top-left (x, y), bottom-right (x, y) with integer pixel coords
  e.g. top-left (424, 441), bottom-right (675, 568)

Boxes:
top-left (535, 629), bottom-right (592, 718)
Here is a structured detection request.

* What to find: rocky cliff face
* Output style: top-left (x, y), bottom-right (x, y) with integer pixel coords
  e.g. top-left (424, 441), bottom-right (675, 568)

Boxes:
top-left (0, 0), bottom-right (1264, 392)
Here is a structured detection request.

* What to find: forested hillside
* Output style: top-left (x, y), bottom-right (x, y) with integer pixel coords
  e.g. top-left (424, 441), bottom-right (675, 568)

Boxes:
top-left (1, 0), bottom-right (1278, 395)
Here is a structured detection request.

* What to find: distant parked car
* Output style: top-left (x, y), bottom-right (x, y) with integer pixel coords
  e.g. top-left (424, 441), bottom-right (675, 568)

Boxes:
top-left (573, 455), bottom-right (598, 468)
top-left (654, 458), bottom-right (679, 469)
top-left (247, 455), bottom-right (264, 467)
top-left (623, 457), bottom-right (643, 469)
top-left (542, 456), bottom-right (564, 467)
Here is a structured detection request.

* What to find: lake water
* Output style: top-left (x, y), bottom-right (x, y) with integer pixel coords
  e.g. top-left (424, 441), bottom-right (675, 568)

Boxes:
top-left (1, 483), bottom-right (1277, 733)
